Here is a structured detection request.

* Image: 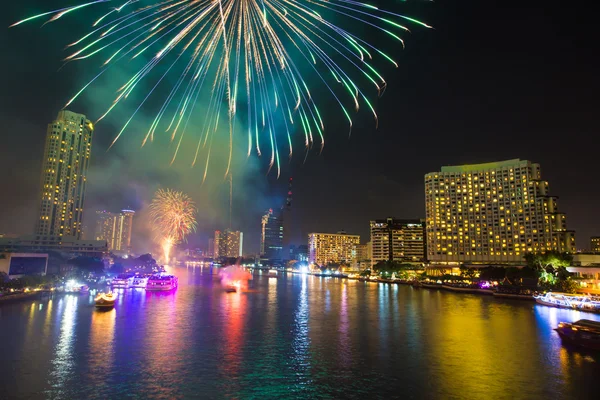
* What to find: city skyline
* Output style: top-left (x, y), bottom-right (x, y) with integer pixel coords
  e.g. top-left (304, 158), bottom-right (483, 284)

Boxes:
top-left (0, 1), bottom-right (598, 254)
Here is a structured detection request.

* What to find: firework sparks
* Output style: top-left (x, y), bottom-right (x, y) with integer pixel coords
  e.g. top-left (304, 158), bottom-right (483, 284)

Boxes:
top-left (149, 188), bottom-right (197, 262)
top-left (12, 1), bottom-right (430, 178)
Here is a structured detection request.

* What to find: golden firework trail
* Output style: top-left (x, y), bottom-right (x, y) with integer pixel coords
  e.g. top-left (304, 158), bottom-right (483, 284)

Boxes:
top-left (149, 188), bottom-right (197, 261)
top-left (12, 1), bottom-right (430, 178)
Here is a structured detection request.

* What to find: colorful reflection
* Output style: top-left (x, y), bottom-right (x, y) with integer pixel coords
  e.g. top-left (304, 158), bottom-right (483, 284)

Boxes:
top-left (88, 308), bottom-right (116, 387)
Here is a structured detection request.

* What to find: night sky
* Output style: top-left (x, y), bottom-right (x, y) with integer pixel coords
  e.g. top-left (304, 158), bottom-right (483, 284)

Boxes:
top-left (0, 1), bottom-right (598, 254)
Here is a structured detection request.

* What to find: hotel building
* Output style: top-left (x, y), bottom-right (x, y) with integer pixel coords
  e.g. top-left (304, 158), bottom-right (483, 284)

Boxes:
top-left (425, 159), bottom-right (575, 264)
top-left (370, 218), bottom-right (426, 267)
top-left (94, 210), bottom-right (135, 253)
top-left (214, 229), bottom-right (243, 258)
top-left (36, 110), bottom-right (93, 240)
top-left (308, 232), bottom-right (360, 266)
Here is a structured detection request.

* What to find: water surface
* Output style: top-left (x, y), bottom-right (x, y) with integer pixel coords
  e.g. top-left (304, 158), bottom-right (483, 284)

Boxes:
top-left (0, 266), bottom-right (598, 399)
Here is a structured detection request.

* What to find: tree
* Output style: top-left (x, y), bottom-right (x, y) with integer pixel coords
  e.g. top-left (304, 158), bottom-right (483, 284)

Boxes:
top-left (460, 266), bottom-right (478, 279)
top-left (359, 269), bottom-right (371, 277)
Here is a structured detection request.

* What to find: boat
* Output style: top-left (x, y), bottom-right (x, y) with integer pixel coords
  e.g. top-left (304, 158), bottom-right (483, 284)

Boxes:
top-left (146, 275), bottom-right (178, 291)
top-left (268, 269), bottom-right (278, 278)
top-left (224, 285), bottom-right (238, 293)
top-left (95, 292), bottom-right (117, 308)
top-left (111, 274), bottom-right (134, 289)
top-left (555, 319), bottom-right (600, 350)
top-left (80, 285), bottom-right (90, 293)
top-left (131, 275), bottom-right (149, 288)
top-left (534, 292), bottom-right (600, 313)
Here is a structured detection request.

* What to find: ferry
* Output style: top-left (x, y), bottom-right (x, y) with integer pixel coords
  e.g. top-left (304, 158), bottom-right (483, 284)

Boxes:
top-left (534, 292), bottom-right (600, 313)
top-left (111, 274), bottom-right (134, 289)
top-left (146, 275), bottom-right (178, 291)
top-left (95, 292), bottom-right (117, 308)
top-left (556, 319), bottom-right (600, 350)
top-left (131, 275), bottom-right (149, 289)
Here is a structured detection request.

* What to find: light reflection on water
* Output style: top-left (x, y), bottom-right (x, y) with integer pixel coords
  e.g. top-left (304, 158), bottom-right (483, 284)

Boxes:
top-left (0, 268), bottom-right (599, 399)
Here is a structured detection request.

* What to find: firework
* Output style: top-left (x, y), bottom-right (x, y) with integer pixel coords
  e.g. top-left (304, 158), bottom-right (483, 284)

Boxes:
top-left (149, 188), bottom-right (197, 262)
top-left (12, 1), bottom-right (430, 177)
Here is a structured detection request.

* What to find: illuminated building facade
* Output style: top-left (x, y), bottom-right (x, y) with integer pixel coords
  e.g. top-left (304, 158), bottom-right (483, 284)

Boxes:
top-left (591, 237), bottom-right (600, 253)
top-left (260, 208), bottom-right (283, 259)
top-left (214, 229), bottom-right (243, 258)
top-left (94, 209), bottom-right (135, 253)
top-left (36, 110), bottom-right (93, 240)
top-left (425, 159), bottom-right (576, 264)
top-left (308, 232), bottom-right (360, 266)
top-left (370, 218), bottom-right (425, 267)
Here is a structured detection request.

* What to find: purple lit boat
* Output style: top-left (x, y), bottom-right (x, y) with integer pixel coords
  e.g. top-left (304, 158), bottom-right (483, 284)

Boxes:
top-left (146, 275), bottom-right (178, 291)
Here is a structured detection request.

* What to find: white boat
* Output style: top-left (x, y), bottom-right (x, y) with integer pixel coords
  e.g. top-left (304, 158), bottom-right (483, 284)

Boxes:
top-left (131, 276), bottom-right (149, 288)
top-left (268, 269), bottom-right (278, 278)
top-left (95, 292), bottom-right (117, 308)
top-left (111, 274), bottom-right (134, 288)
top-left (146, 275), bottom-right (178, 291)
top-left (535, 292), bottom-right (600, 313)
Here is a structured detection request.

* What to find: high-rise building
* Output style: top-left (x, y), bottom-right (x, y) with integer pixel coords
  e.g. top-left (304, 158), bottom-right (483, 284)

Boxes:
top-left (36, 110), bottom-right (94, 239)
top-left (425, 159), bottom-right (576, 264)
top-left (208, 238), bottom-right (215, 258)
top-left (214, 229), bottom-right (243, 258)
top-left (94, 209), bottom-right (135, 253)
top-left (370, 218), bottom-right (426, 266)
top-left (591, 237), bottom-right (600, 253)
top-left (308, 232), bottom-right (360, 266)
top-left (260, 208), bottom-right (283, 259)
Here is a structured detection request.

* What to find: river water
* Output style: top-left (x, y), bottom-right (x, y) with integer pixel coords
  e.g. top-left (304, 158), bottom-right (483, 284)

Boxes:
top-left (0, 266), bottom-right (598, 399)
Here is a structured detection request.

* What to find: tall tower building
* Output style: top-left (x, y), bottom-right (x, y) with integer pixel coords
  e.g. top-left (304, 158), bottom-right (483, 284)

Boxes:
top-left (425, 159), bottom-right (575, 264)
top-left (94, 209), bottom-right (135, 253)
top-left (370, 218), bottom-right (425, 267)
top-left (36, 110), bottom-right (93, 240)
top-left (261, 208), bottom-right (283, 259)
top-left (281, 177), bottom-right (293, 258)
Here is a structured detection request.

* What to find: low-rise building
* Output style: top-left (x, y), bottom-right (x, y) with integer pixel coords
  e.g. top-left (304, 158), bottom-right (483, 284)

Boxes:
top-left (0, 253), bottom-right (48, 278)
top-left (0, 235), bottom-right (107, 257)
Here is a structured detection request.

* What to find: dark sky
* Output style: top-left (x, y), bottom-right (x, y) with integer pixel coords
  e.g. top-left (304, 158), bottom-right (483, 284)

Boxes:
top-left (0, 1), bottom-right (598, 253)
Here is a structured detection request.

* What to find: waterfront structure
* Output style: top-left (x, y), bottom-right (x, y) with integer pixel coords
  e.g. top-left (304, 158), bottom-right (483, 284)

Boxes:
top-left (289, 244), bottom-right (309, 262)
top-left (36, 110), bottom-right (94, 240)
top-left (214, 229), bottom-right (243, 258)
top-left (260, 208), bottom-right (283, 259)
top-left (0, 253), bottom-right (48, 278)
top-left (591, 237), bottom-right (600, 253)
top-left (370, 218), bottom-right (425, 267)
top-left (94, 209), bottom-right (135, 253)
top-left (308, 232), bottom-right (359, 266)
top-left (0, 235), bottom-right (107, 257)
top-left (425, 159), bottom-right (576, 264)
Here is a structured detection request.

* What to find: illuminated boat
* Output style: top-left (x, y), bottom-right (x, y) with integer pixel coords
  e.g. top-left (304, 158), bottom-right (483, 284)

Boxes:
top-left (268, 269), bottom-right (278, 278)
top-left (534, 292), bottom-right (600, 313)
top-left (146, 275), bottom-right (178, 291)
top-left (95, 292), bottom-right (117, 308)
top-left (556, 319), bottom-right (600, 350)
top-left (131, 276), bottom-right (149, 288)
top-left (111, 274), bottom-right (134, 288)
